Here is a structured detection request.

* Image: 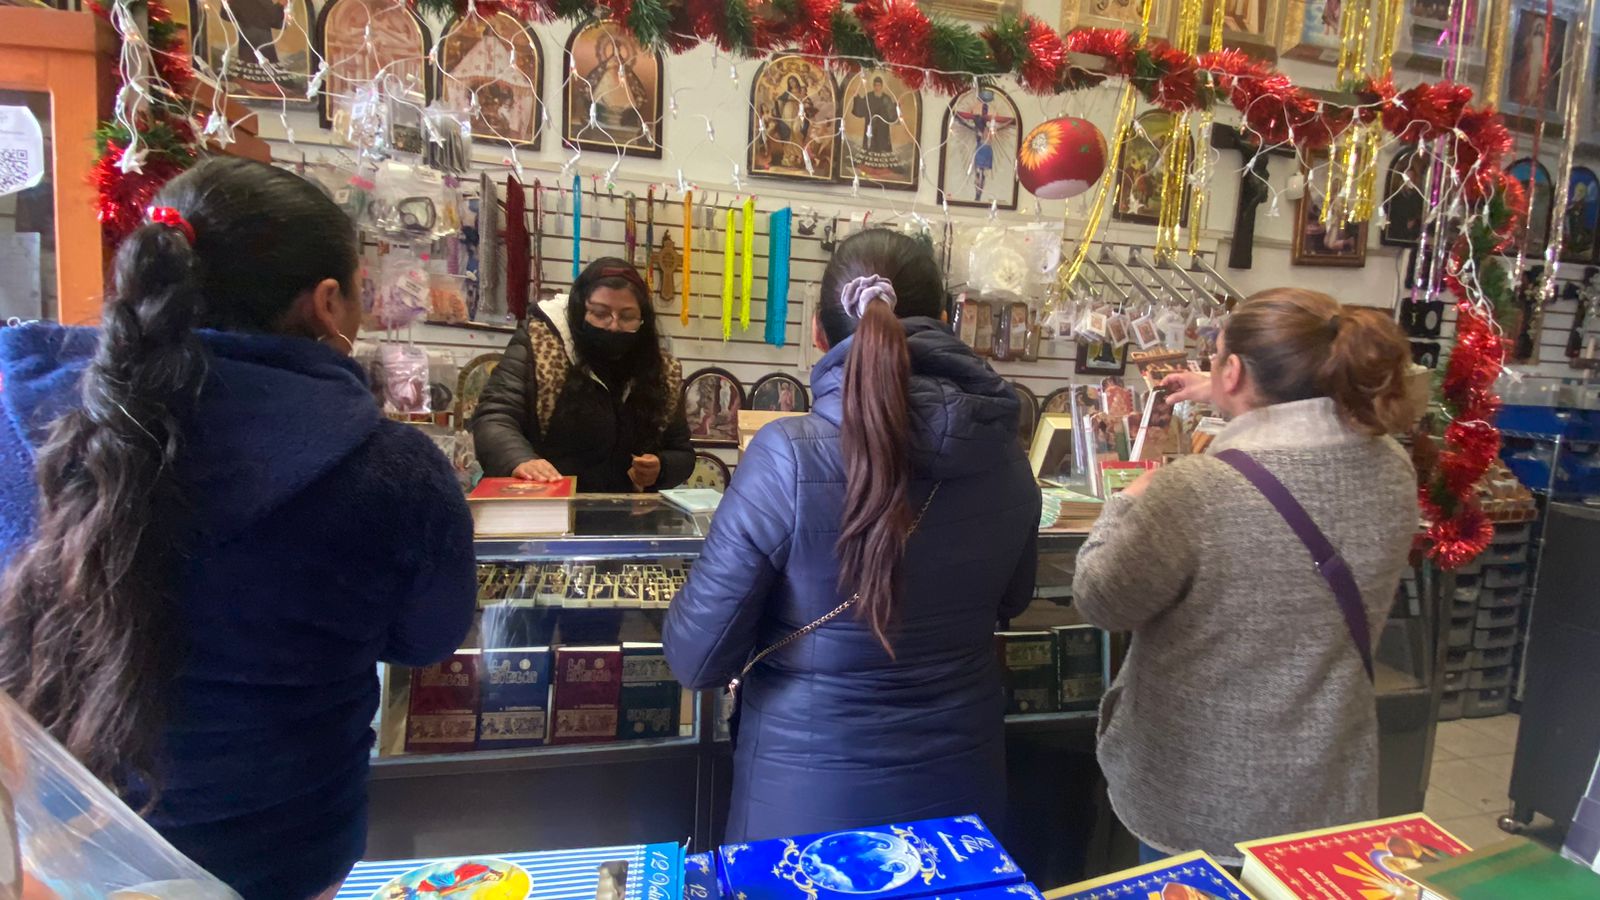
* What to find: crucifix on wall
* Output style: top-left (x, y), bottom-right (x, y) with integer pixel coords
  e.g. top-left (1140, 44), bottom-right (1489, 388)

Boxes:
top-left (1212, 125), bottom-right (1294, 269)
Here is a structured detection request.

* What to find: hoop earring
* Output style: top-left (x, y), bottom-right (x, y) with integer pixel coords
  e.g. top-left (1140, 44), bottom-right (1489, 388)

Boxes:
top-left (319, 331), bottom-right (356, 354)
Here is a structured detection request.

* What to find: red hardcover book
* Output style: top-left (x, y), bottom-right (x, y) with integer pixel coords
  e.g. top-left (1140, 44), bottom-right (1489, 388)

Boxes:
top-left (1237, 813), bottom-right (1472, 900)
top-left (468, 476), bottom-right (578, 537)
top-left (404, 650), bottom-right (481, 754)
top-left (550, 646), bottom-right (623, 745)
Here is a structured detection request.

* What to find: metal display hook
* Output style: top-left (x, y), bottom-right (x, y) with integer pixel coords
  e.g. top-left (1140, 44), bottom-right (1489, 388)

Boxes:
top-left (1099, 246), bottom-right (1161, 306)
top-left (1128, 247), bottom-right (1192, 307)
top-left (1081, 256), bottom-right (1132, 306)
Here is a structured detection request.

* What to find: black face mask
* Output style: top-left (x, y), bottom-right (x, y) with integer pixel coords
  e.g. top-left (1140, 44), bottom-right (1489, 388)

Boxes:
top-left (577, 320), bottom-right (641, 363)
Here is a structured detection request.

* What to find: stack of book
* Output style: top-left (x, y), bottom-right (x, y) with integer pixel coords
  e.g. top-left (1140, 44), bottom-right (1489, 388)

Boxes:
top-left (994, 625), bottom-right (1108, 716)
top-left (1039, 486), bottom-right (1104, 532)
top-left (333, 842), bottom-right (685, 900)
top-left (1236, 814), bottom-right (1471, 899)
top-left (1415, 837), bottom-right (1600, 898)
top-left (400, 642), bottom-right (683, 754)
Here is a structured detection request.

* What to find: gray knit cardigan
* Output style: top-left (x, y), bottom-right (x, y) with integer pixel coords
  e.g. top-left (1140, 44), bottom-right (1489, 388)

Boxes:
top-left (1073, 397), bottom-right (1417, 864)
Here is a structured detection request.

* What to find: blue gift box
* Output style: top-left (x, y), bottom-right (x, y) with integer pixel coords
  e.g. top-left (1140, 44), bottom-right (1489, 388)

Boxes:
top-left (1047, 851), bottom-right (1250, 900)
top-left (717, 816), bottom-right (1024, 900)
top-left (334, 842), bottom-right (684, 900)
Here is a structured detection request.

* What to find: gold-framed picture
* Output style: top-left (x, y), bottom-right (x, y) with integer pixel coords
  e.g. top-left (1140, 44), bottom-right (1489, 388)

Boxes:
top-left (1061, 0), bottom-right (1173, 41)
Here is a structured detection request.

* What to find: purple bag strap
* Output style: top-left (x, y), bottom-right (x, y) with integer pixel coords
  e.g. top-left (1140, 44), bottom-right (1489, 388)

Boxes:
top-left (1214, 448), bottom-right (1375, 682)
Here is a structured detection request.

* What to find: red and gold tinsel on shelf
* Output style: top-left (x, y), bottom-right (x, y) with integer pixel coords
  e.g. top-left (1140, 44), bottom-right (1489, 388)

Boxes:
top-left (88, 0), bottom-right (201, 245)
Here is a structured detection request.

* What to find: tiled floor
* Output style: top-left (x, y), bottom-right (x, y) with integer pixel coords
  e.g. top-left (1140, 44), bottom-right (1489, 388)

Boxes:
top-left (1424, 713), bottom-right (1536, 850)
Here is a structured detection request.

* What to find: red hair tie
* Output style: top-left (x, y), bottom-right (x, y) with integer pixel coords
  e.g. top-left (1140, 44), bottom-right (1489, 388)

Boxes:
top-left (147, 206), bottom-right (196, 245)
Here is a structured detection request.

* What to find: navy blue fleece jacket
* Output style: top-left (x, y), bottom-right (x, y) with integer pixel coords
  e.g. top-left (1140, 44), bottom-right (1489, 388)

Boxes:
top-left (0, 324), bottom-right (477, 899)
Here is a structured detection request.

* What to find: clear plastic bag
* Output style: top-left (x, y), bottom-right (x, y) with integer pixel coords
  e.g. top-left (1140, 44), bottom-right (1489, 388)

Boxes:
top-left (381, 343), bottom-right (431, 415)
top-left (0, 691), bottom-right (240, 899)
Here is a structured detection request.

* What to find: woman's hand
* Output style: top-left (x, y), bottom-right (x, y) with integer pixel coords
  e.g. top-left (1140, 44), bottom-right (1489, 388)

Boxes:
top-left (513, 459), bottom-right (564, 482)
top-left (1121, 469), bottom-right (1158, 498)
top-left (1162, 371), bottom-right (1213, 405)
top-left (628, 454), bottom-right (662, 491)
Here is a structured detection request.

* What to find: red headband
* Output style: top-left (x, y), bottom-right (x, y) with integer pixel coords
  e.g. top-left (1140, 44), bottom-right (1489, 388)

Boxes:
top-left (593, 265), bottom-right (650, 298)
top-left (147, 206), bottom-right (196, 245)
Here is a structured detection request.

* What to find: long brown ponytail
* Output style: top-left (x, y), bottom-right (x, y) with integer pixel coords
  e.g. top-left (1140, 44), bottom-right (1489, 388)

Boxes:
top-left (0, 158), bottom-right (357, 794)
top-left (819, 230), bottom-right (945, 654)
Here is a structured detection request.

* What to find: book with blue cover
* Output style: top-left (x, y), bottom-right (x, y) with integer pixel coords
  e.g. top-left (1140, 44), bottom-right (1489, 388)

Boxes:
top-left (1047, 851), bottom-right (1250, 900)
top-left (717, 815), bottom-right (1023, 900)
top-left (334, 842), bottom-right (684, 900)
top-left (685, 852), bottom-right (723, 900)
top-left (932, 883), bottom-right (1044, 900)
top-left (477, 647), bottom-right (552, 749)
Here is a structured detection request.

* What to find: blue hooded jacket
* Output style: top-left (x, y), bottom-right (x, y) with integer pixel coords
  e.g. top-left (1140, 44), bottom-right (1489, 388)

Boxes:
top-left (0, 324), bottom-right (477, 899)
top-left (663, 319), bottom-right (1040, 842)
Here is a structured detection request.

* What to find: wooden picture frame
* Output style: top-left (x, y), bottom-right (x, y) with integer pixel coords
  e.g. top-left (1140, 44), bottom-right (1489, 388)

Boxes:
top-left (436, 11), bottom-right (545, 149)
top-left (1280, 0), bottom-right (1345, 61)
top-left (682, 367), bottom-right (745, 447)
top-left (1399, 0), bottom-right (1491, 69)
top-left (1584, 35), bottom-right (1600, 146)
top-left (1075, 340), bottom-right (1129, 376)
top-left (1113, 109), bottom-right (1193, 227)
top-left (1187, 0), bottom-right (1280, 59)
top-left (937, 85), bottom-right (1022, 210)
top-left (1562, 166), bottom-right (1600, 263)
top-left (838, 68), bottom-right (922, 192)
top-left (1292, 161), bottom-right (1370, 267)
top-left (748, 53), bottom-right (840, 184)
top-left (1380, 148), bottom-right (1429, 247)
top-left (749, 373), bottom-right (810, 413)
top-left (454, 352), bottom-right (503, 430)
top-left (194, 0), bottom-right (316, 104)
top-left (1041, 386), bottom-right (1075, 416)
top-left (562, 19), bottom-right (664, 159)
top-left (316, 0), bottom-right (431, 135)
top-left (1505, 157), bottom-right (1555, 256)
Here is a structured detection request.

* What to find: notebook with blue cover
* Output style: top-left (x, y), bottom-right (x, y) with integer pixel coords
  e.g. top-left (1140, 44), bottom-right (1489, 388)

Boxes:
top-left (1045, 851), bottom-right (1250, 900)
top-left (717, 816), bottom-right (1023, 900)
top-left (333, 842), bottom-right (684, 900)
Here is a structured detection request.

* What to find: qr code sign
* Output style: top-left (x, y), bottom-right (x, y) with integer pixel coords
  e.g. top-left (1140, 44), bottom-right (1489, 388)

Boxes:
top-left (0, 148), bottom-right (33, 194)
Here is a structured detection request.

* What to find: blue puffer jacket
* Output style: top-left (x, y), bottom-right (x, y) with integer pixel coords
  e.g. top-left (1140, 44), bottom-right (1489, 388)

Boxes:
top-left (663, 318), bottom-right (1040, 842)
top-left (0, 324), bottom-right (477, 900)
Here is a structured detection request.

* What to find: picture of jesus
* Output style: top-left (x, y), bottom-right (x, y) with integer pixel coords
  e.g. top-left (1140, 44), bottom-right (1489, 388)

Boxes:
top-left (1505, 7), bottom-right (1570, 119)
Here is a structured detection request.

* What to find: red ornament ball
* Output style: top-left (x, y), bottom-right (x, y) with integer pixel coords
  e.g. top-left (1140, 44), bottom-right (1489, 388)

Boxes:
top-left (1017, 117), bottom-right (1106, 201)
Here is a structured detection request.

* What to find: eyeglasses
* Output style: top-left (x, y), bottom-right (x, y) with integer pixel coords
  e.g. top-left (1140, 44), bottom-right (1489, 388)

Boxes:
top-left (586, 306), bottom-right (644, 332)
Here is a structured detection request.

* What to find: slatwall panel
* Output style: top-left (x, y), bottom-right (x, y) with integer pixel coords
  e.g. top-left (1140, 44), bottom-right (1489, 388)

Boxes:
top-left (1425, 260), bottom-right (1600, 382)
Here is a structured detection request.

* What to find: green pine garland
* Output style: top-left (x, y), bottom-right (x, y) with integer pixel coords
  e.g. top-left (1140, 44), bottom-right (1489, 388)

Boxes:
top-left (928, 18), bottom-right (995, 78)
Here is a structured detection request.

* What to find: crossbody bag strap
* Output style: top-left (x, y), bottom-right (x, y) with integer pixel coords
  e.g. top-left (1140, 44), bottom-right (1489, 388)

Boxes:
top-left (1213, 449), bottom-right (1375, 682)
top-left (729, 481), bottom-right (943, 689)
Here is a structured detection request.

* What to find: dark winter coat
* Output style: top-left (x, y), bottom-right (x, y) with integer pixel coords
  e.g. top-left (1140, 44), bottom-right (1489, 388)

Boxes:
top-left (663, 318), bottom-right (1040, 842)
top-left (0, 324), bottom-right (477, 900)
top-left (471, 297), bottom-right (694, 493)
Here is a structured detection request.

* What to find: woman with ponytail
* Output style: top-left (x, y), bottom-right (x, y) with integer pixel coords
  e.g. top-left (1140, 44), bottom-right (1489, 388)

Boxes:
top-left (0, 158), bottom-right (476, 898)
top-left (663, 230), bottom-right (1039, 841)
top-left (1073, 288), bottom-right (1417, 866)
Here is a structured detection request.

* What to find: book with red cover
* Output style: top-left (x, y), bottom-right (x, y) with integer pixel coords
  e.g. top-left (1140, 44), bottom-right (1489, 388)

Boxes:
top-left (550, 646), bottom-right (623, 744)
top-left (1237, 813), bottom-right (1472, 900)
top-left (404, 650), bottom-right (481, 754)
top-left (468, 477), bottom-right (577, 537)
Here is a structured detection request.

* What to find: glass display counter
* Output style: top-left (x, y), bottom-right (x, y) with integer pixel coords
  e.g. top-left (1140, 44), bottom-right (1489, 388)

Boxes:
top-left (366, 499), bottom-right (1447, 884)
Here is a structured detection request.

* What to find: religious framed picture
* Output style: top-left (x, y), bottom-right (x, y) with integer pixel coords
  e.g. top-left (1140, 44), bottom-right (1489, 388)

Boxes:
top-left (436, 12), bottom-right (545, 149)
top-left (1291, 162), bottom-right (1369, 267)
top-left (563, 19), bottom-right (664, 159)
top-left (454, 352), bottom-right (503, 430)
top-left (749, 373), bottom-right (810, 412)
top-left (687, 452), bottom-right (731, 492)
top-left (937, 85), bottom-right (1022, 210)
top-left (1189, 0), bottom-right (1280, 58)
top-left (682, 367), bottom-right (745, 447)
top-left (838, 68), bottom-right (922, 192)
top-left (1584, 36), bottom-right (1600, 145)
top-left (1012, 382), bottom-right (1040, 450)
top-left (1041, 386), bottom-right (1074, 416)
top-left (748, 54), bottom-right (840, 184)
top-left (1062, 0), bottom-right (1172, 40)
top-left (1505, 157), bottom-right (1554, 255)
top-left (1380, 148), bottom-right (1429, 247)
top-left (192, 0), bottom-right (315, 103)
top-left (1113, 110), bottom-right (1192, 227)
top-left (316, 0), bottom-right (431, 135)
top-left (1560, 166), bottom-right (1599, 262)
top-left (1075, 340), bottom-right (1129, 376)
top-left (1280, 0), bottom-right (1345, 60)
top-left (1500, 0), bottom-right (1574, 123)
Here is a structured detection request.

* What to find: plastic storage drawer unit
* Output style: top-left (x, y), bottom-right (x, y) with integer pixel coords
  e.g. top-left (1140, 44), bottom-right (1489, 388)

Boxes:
top-left (1474, 625), bottom-right (1520, 650)
top-left (1468, 666), bottom-right (1513, 690)
top-left (1464, 686), bottom-right (1511, 718)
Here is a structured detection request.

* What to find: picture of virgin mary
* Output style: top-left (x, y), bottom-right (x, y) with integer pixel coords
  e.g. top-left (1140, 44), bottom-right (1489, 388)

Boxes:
top-left (564, 20), bottom-right (663, 158)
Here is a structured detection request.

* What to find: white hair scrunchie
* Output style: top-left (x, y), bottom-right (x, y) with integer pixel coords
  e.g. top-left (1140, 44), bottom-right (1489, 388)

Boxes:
top-left (839, 274), bottom-right (898, 320)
